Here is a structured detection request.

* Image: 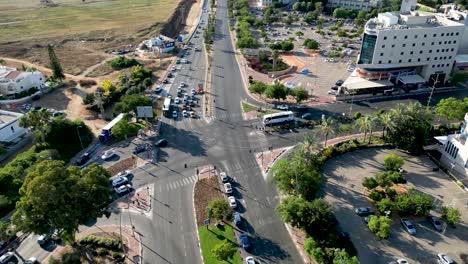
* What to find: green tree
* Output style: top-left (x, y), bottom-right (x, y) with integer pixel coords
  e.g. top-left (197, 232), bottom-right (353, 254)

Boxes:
top-left (19, 109), bottom-right (52, 142)
top-left (114, 94), bottom-right (152, 114)
top-left (211, 241), bottom-right (237, 261)
top-left (281, 41), bottom-right (294, 52)
top-left (318, 117), bottom-right (335, 147)
top-left (108, 56), bottom-right (140, 70)
top-left (395, 189), bottom-right (433, 216)
top-left (304, 237), bottom-right (325, 263)
top-left (249, 81), bottom-right (268, 97)
top-left (100, 79), bottom-right (117, 95)
top-left (264, 83), bottom-right (288, 101)
top-left (295, 31), bottom-right (304, 37)
top-left (435, 97), bottom-right (468, 122)
top-left (272, 50), bottom-right (280, 71)
top-left (333, 248), bottom-right (359, 264)
top-left (12, 161), bottom-right (111, 241)
top-left (207, 198), bottom-right (231, 222)
top-left (441, 206), bottom-right (461, 226)
top-left (47, 44), bottom-right (65, 81)
top-left (0, 221), bottom-right (14, 241)
top-left (376, 198), bottom-right (395, 215)
top-left (333, 8), bottom-right (350, 19)
top-left (387, 102), bottom-right (432, 153)
top-left (354, 115), bottom-right (372, 141)
top-left (368, 215), bottom-right (391, 239)
top-left (0, 59), bottom-right (5, 65)
top-left (290, 87), bottom-right (309, 103)
top-left (384, 154), bottom-right (404, 171)
top-left (374, 171), bottom-right (394, 188)
top-left (315, 2), bottom-right (324, 13)
top-left (304, 11), bottom-right (319, 24)
top-left (111, 118), bottom-right (142, 140)
top-left (362, 177), bottom-right (378, 189)
top-left (303, 39), bottom-right (319, 49)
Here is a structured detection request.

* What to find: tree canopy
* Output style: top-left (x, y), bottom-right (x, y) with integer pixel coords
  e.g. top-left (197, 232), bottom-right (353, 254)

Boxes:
top-left (290, 87), bottom-right (309, 103)
top-left (207, 198), bottom-right (231, 222)
top-left (384, 154), bottom-right (404, 171)
top-left (368, 216), bottom-right (391, 239)
top-left (435, 97), bottom-right (468, 122)
top-left (249, 81), bottom-right (268, 96)
top-left (12, 161), bottom-right (111, 241)
top-left (108, 56), bottom-right (140, 70)
top-left (304, 38), bottom-right (319, 49)
top-left (264, 83), bottom-right (288, 101)
top-left (114, 94), bottom-right (152, 114)
top-left (211, 241), bottom-right (237, 261)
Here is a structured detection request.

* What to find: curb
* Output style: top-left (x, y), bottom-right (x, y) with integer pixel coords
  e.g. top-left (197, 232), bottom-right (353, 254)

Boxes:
top-left (192, 174), bottom-right (205, 264)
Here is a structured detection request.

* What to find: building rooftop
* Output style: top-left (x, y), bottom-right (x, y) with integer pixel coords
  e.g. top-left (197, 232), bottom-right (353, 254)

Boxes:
top-left (0, 110), bottom-right (23, 129)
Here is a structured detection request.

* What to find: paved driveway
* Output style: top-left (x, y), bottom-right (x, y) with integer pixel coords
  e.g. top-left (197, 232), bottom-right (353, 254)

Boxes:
top-left (322, 148), bottom-right (468, 264)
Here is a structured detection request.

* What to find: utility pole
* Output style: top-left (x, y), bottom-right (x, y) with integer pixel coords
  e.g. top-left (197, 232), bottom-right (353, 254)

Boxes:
top-left (76, 126), bottom-right (84, 150)
top-left (426, 73), bottom-right (440, 109)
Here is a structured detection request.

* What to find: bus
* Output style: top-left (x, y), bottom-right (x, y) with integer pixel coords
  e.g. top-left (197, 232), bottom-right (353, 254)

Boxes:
top-left (262, 111), bottom-right (294, 126)
top-left (99, 113), bottom-right (124, 143)
top-left (162, 98), bottom-right (171, 117)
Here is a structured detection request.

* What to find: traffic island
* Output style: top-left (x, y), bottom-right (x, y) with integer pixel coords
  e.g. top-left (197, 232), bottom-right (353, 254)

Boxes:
top-left (193, 167), bottom-right (242, 264)
top-left (47, 225), bottom-right (140, 264)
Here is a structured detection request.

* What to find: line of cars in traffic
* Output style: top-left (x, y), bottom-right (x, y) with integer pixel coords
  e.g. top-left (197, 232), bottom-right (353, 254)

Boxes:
top-left (220, 172), bottom-right (256, 264)
top-left (354, 207), bottom-right (456, 264)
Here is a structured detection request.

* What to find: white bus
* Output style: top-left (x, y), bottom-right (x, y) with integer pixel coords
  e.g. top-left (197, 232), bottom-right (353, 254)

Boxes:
top-left (262, 111), bottom-right (294, 125)
top-left (162, 98), bottom-right (171, 117)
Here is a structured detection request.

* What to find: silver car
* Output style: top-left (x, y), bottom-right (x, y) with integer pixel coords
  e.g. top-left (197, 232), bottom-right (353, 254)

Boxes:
top-left (400, 218), bottom-right (417, 235)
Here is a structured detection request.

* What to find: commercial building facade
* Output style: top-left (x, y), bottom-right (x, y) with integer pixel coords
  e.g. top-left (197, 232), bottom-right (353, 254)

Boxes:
top-left (327, 0), bottom-right (381, 11)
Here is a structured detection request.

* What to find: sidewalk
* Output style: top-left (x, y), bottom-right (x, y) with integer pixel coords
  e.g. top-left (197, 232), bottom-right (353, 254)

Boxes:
top-left (109, 185), bottom-right (153, 214)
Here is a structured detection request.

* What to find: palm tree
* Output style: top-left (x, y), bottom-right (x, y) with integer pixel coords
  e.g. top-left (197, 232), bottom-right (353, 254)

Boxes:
top-left (379, 112), bottom-right (395, 139)
top-left (367, 115), bottom-right (379, 142)
top-left (301, 133), bottom-right (317, 153)
top-left (318, 118), bottom-right (335, 147)
top-left (354, 115), bottom-right (371, 141)
top-left (272, 50), bottom-right (279, 72)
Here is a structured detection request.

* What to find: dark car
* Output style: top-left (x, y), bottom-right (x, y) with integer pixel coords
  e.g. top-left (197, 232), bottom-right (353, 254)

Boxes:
top-left (76, 152), bottom-right (90, 166)
top-left (335, 80), bottom-right (344, 86)
top-left (239, 234), bottom-right (252, 250)
top-left (427, 215), bottom-right (444, 232)
top-left (355, 207), bottom-right (374, 216)
top-left (234, 212), bottom-right (242, 226)
top-left (133, 144), bottom-right (146, 154)
top-left (162, 79), bottom-right (169, 84)
top-left (155, 139), bottom-right (168, 147)
top-left (167, 73), bottom-right (173, 78)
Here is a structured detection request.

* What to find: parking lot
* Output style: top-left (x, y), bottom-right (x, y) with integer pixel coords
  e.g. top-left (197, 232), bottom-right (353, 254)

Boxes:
top-left (322, 148), bottom-right (468, 264)
top-left (250, 15), bottom-right (361, 97)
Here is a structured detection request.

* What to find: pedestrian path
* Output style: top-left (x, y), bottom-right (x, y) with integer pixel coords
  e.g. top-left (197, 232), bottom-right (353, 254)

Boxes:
top-left (157, 175), bottom-right (198, 192)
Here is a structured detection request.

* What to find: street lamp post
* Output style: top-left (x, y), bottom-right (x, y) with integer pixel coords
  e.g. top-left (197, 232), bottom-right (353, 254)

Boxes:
top-left (76, 126), bottom-right (84, 150)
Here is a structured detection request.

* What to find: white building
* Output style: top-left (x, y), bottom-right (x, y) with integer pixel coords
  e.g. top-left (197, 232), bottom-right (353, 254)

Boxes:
top-left (328, 0), bottom-right (381, 11)
top-left (435, 113), bottom-right (468, 178)
top-left (257, 0), bottom-right (294, 7)
top-left (349, 0), bottom-right (468, 93)
top-left (0, 66), bottom-right (45, 98)
top-left (140, 35), bottom-right (176, 53)
top-left (0, 110), bottom-right (25, 143)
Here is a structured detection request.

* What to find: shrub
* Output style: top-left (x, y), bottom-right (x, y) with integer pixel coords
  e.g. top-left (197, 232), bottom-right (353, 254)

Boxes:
top-left (385, 187), bottom-right (397, 200)
top-left (441, 206), bottom-right (461, 226)
top-left (97, 248), bottom-right (109, 256)
top-left (353, 112), bottom-right (361, 119)
top-left (368, 215), bottom-right (391, 239)
top-left (108, 56), bottom-right (140, 70)
top-left (78, 235), bottom-right (121, 251)
top-left (362, 177), bottom-right (378, 190)
top-left (387, 171), bottom-right (407, 184)
top-left (369, 190), bottom-right (385, 202)
top-left (384, 154), bottom-right (404, 171)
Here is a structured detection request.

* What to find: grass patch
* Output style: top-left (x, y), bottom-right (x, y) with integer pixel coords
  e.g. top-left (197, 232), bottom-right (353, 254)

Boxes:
top-left (241, 101), bottom-right (257, 113)
top-left (198, 226), bottom-right (242, 264)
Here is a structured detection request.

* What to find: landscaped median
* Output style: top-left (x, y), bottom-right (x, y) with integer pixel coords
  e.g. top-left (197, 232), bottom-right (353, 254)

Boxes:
top-left (193, 167), bottom-right (242, 264)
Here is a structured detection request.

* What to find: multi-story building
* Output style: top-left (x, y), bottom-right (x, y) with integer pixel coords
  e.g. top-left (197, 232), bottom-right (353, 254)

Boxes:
top-left (435, 113), bottom-right (468, 178)
top-left (327, 0), bottom-right (381, 11)
top-left (345, 0), bottom-right (468, 94)
top-left (0, 66), bottom-right (45, 98)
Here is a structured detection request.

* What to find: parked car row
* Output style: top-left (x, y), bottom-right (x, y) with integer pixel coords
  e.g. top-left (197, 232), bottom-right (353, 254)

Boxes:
top-left (220, 172), bottom-right (256, 263)
top-left (355, 207), bottom-right (454, 263)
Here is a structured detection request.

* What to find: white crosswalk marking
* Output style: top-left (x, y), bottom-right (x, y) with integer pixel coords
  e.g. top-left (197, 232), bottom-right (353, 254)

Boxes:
top-left (183, 178), bottom-right (189, 185)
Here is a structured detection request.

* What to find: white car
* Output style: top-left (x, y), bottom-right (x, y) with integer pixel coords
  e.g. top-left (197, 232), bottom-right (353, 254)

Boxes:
top-left (245, 256), bottom-right (255, 264)
top-left (180, 82), bottom-right (186, 87)
top-left (190, 111), bottom-right (196, 118)
top-left (101, 149), bottom-right (116, 160)
top-left (172, 111), bottom-right (178, 119)
top-left (171, 66), bottom-right (176, 71)
top-left (115, 184), bottom-right (132, 195)
top-left (276, 104), bottom-right (288, 110)
top-left (328, 90), bottom-right (338, 95)
top-left (191, 89), bottom-right (196, 95)
top-left (224, 183), bottom-right (233, 194)
top-left (116, 170), bottom-right (131, 178)
top-left (220, 172), bottom-right (229, 182)
top-left (24, 257), bottom-right (38, 264)
top-left (175, 97), bottom-right (181, 104)
top-left (182, 110), bottom-right (189, 117)
top-left (111, 176), bottom-right (128, 187)
top-left (228, 196), bottom-right (237, 208)
top-left (0, 252), bottom-right (14, 264)
top-left (437, 254), bottom-right (455, 264)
